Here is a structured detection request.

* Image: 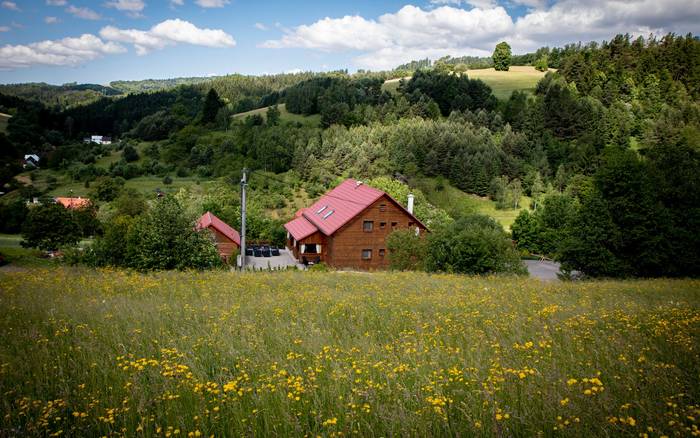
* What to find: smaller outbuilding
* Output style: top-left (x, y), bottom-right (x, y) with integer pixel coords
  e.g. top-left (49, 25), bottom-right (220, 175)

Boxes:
top-left (196, 211), bottom-right (240, 263)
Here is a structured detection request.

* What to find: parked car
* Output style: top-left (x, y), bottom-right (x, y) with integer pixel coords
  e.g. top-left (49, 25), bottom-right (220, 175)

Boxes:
top-left (253, 246), bottom-right (262, 257)
top-left (271, 247), bottom-right (280, 256)
top-left (245, 247), bottom-right (253, 256)
top-left (261, 246), bottom-right (271, 257)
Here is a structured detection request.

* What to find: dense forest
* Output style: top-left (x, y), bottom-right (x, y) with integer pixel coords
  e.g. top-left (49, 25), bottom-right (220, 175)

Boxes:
top-left (1, 33), bottom-right (698, 277)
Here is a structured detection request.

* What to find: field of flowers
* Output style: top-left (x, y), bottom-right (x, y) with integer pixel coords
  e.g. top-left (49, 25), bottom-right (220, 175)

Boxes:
top-left (1, 268), bottom-right (699, 437)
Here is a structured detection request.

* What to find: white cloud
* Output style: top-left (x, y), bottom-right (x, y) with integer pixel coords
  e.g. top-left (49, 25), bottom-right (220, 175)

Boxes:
top-left (66, 5), bottom-right (102, 20)
top-left (105, 0), bottom-right (146, 12)
top-left (0, 34), bottom-right (125, 70)
top-left (262, 5), bottom-right (513, 68)
top-left (1, 1), bottom-right (20, 11)
top-left (195, 0), bottom-right (229, 8)
top-left (45, 16), bottom-right (60, 24)
top-left (254, 22), bottom-right (268, 31)
top-left (170, 0), bottom-right (184, 5)
top-left (0, 26), bottom-right (10, 32)
top-left (46, 0), bottom-right (67, 5)
top-left (262, 1), bottom-right (700, 70)
top-left (100, 18), bottom-right (236, 55)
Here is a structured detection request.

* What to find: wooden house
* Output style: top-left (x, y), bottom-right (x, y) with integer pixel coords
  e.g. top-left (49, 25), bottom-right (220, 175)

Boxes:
top-left (197, 212), bottom-right (240, 262)
top-left (284, 179), bottom-right (427, 270)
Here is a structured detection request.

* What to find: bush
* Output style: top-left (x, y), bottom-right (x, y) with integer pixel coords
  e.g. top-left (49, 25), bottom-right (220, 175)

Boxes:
top-left (386, 229), bottom-right (428, 271)
top-left (92, 176), bottom-right (125, 202)
top-left (425, 214), bottom-right (525, 275)
top-left (21, 203), bottom-right (81, 251)
top-left (125, 196), bottom-right (221, 271)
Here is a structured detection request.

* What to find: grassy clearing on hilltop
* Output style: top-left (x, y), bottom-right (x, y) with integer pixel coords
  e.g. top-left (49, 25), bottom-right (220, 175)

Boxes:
top-left (1, 267), bottom-right (699, 437)
top-left (382, 66), bottom-right (551, 100)
top-left (232, 103), bottom-right (321, 127)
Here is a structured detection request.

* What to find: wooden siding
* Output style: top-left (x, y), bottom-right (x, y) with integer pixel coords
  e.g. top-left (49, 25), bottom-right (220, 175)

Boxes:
top-left (325, 194), bottom-right (426, 270)
top-left (287, 231), bottom-right (328, 264)
top-left (208, 227), bottom-right (238, 261)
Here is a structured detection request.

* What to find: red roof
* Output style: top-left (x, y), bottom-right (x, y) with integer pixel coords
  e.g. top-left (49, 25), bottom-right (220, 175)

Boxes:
top-left (55, 197), bottom-right (91, 209)
top-left (284, 179), bottom-right (426, 240)
top-left (197, 212), bottom-right (241, 246)
top-left (285, 215), bottom-right (318, 240)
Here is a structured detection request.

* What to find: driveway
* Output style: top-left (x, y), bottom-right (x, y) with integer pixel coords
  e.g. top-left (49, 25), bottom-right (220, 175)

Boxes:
top-left (244, 249), bottom-right (305, 270)
top-left (524, 260), bottom-right (562, 281)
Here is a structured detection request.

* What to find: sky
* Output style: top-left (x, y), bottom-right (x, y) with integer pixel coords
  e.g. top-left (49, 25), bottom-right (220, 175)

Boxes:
top-left (0, 0), bottom-right (698, 85)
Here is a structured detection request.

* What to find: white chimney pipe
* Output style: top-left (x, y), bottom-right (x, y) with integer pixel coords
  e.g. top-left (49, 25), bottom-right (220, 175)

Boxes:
top-left (407, 193), bottom-right (414, 214)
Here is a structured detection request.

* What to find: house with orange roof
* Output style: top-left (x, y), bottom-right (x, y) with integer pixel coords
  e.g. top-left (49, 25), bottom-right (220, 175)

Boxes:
top-left (196, 211), bottom-right (240, 263)
top-left (54, 197), bottom-right (91, 209)
top-left (284, 179), bottom-right (427, 270)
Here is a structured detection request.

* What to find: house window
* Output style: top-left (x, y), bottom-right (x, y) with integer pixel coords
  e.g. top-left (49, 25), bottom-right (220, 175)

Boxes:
top-left (323, 209), bottom-right (335, 219)
top-left (303, 244), bottom-right (318, 254)
top-left (361, 249), bottom-right (372, 260)
top-left (379, 249), bottom-right (385, 257)
top-left (379, 204), bottom-right (387, 212)
top-left (363, 220), bottom-right (374, 232)
top-left (408, 221), bottom-right (414, 227)
top-left (391, 221), bottom-right (398, 228)
top-left (380, 221), bottom-right (386, 229)
top-left (316, 205), bottom-right (328, 214)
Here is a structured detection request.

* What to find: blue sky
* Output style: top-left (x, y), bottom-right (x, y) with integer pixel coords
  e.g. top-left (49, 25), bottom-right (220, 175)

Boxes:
top-left (0, 0), bottom-right (698, 85)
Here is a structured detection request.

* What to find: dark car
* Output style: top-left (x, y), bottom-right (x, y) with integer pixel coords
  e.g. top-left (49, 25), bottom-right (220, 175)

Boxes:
top-left (253, 246), bottom-right (262, 257)
top-left (271, 247), bottom-right (280, 256)
top-left (261, 246), bottom-right (271, 257)
top-left (245, 247), bottom-right (253, 256)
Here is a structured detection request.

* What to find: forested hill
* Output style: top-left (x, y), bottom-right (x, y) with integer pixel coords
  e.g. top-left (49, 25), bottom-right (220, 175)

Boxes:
top-left (0, 83), bottom-right (122, 109)
top-left (1, 33), bottom-right (699, 278)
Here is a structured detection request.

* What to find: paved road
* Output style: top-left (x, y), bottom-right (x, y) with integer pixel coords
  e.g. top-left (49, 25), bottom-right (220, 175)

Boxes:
top-left (524, 260), bottom-right (562, 281)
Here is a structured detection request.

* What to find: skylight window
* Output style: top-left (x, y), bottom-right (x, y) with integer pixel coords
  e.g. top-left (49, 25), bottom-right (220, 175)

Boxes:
top-left (323, 209), bottom-right (335, 219)
top-left (316, 205), bottom-right (328, 214)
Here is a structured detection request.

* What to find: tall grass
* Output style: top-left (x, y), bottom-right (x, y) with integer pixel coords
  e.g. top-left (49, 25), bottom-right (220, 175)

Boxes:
top-left (1, 268), bottom-right (698, 436)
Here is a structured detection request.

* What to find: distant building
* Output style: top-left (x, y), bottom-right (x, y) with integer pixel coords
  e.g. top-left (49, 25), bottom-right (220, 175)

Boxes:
top-left (23, 154), bottom-right (40, 169)
top-left (83, 135), bottom-right (112, 145)
top-left (284, 179), bottom-right (427, 270)
top-left (197, 211), bottom-right (241, 263)
top-left (54, 197), bottom-right (91, 209)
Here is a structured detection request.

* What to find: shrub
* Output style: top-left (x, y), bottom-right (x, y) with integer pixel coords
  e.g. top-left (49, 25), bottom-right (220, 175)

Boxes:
top-left (125, 196), bottom-right (221, 271)
top-left (386, 229), bottom-right (428, 271)
top-left (426, 214), bottom-right (525, 275)
top-left (21, 203), bottom-right (81, 251)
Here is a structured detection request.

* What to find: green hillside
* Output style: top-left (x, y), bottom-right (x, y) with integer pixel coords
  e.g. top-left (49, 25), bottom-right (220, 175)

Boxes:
top-left (232, 103), bottom-right (321, 127)
top-left (413, 177), bottom-right (531, 231)
top-left (382, 66), bottom-right (551, 100)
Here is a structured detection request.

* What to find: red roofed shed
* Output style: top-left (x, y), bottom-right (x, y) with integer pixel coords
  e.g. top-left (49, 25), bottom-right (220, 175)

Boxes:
top-left (197, 212), bottom-right (240, 262)
top-left (284, 179), bottom-right (427, 269)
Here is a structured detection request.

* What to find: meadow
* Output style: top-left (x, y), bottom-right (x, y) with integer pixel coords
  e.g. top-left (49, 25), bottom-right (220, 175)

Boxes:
top-left (1, 268), bottom-right (698, 437)
top-left (382, 66), bottom-right (550, 100)
top-left (232, 103), bottom-right (321, 127)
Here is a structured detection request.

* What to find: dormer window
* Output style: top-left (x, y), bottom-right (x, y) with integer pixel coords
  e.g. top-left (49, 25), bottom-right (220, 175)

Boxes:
top-left (323, 209), bottom-right (335, 219)
top-left (316, 205), bottom-right (328, 214)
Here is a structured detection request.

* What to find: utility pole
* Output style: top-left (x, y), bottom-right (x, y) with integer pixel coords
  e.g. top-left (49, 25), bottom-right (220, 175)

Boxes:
top-left (239, 168), bottom-right (248, 270)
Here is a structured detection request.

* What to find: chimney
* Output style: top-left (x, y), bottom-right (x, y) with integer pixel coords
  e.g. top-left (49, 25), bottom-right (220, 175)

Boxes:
top-left (407, 193), bottom-right (414, 214)
top-left (355, 180), bottom-right (363, 188)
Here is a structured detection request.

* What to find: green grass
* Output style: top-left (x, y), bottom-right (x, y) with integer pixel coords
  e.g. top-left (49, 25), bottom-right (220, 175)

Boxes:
top-left (468, 66), bottom-right (550, 100)
top-left (0, 112), bottom-right (10, 134)
top-left (232, 103), bottom-right (321, 127)
top-left (1, 267), bottom-right (698, 437)
top-left (45, 176), bottom-right (216, 198)
top-left (382, 66), bottom-right (551, 100)
top-left (414, 177), bottom-right (530, 231)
